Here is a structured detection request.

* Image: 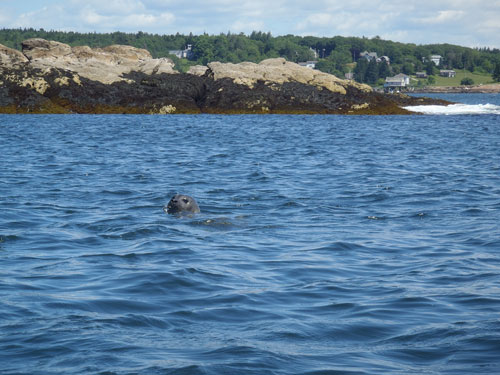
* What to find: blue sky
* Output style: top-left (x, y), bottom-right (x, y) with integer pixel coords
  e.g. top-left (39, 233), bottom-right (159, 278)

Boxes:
top-left (1, 0), bottom-right (500, 48)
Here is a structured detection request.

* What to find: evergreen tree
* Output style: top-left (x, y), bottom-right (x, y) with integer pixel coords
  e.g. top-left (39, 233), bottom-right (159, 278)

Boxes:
top-left (460, 77), bottom-right (474, 85)
top-left (424, 61), bottom-right (436, 76)
top-left (1, 28), bottom-right (499, 73)
top-left (378, 61), bottom-right (391, 79)
top-left (191, 35), bottom-right (214, 65)
top-left (365, 58), bottom-right (379, 84)
top-left (354, 58), bottom-right (369, 83)
top-left (315, 60), bottom-right (340, 76)
top-left (493, 61), bottom-right (500, 82)
top-left (402, 62), bottom-right (415, 75)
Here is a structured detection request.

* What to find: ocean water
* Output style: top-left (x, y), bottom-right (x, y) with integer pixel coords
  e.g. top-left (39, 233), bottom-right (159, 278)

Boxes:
top-left (1, 94), bottom-right (500, 375)
top-left (405, 93), bottom-right (500, 115)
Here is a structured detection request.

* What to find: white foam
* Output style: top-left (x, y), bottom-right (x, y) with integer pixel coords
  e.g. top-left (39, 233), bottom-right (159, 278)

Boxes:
top-left (404, 103), bottom-right (500, 115)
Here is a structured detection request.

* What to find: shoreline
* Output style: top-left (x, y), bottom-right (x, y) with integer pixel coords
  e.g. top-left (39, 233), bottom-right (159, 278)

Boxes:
top-left (0, 39), bottom-right (452, 115)
top-left (412, 83), bottom-right (500, 94)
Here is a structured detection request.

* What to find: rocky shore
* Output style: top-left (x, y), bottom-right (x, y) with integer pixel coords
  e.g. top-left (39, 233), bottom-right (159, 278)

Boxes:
top-left (413, 84), bottom-right (500, 94)
top-left (1, 38), bottom-right (448, 114)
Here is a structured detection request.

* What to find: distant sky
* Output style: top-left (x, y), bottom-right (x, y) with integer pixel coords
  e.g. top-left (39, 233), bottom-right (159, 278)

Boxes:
top-left (1, 0), bottom-right (500, 48)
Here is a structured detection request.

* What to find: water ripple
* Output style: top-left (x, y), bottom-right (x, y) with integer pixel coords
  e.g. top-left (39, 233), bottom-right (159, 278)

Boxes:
top-left (1, 105), bottom-right (500, 374)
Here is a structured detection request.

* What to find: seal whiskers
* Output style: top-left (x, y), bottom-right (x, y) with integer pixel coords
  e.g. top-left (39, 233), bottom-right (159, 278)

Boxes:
top-left (164, 194), bottom-right (200, 214)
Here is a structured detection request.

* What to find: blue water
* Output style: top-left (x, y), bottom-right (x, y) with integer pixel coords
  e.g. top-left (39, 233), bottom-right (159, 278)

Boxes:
top-left (1, 94), bottom-right (500, 375)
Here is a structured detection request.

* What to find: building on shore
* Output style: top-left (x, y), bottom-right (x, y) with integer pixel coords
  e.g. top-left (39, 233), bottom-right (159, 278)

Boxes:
top-left (359, 51), bottom-right (378, 61)
top-left (169, 45), bottom-right (193, 59)
top-left (298, 61), bottom-right (318, 69)
top-left (430, 55), bottom-right (442, 65)
top-left (384, 73), bottom-right (411, 92)
top-left (344, 72), bottom-right (355, 80)
top-left (439, 70), bottom-right (456, 78)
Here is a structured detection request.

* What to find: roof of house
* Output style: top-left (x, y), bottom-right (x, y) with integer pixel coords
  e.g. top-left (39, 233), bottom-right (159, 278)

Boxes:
top-left (360, 51), bottom-right (378, 58)
top-left (385, 77), bottom-right (405, 82)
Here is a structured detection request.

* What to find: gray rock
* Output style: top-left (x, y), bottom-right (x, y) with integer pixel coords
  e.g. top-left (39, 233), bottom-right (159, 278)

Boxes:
top-left (187, 65), bottom-right (209, 76)
top-left (0, 44), bottom-right (29, 66)
top-left (206, 58), bottom-right (372, 94)
top-left (18, 38), bottom-right (176, 84)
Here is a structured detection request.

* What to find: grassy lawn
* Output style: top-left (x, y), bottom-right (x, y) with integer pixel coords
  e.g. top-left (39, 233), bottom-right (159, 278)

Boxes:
top-left (414, 70), bottom-right (494, 86)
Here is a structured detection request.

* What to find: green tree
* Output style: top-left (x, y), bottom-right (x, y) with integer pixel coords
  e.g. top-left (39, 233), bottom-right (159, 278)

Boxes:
top-left (493, 62), bottom-right (500, 82)
top-left (320, 48), bottom-right (351, 75)
top-left (414, 60), bottom-right (423, 72)
top-left (378, 61), bottom-right (391, 79)
top-left (402, 62), bottom-right (415, 75)
top-left (354, 58), bottom-right (369, 83)
top-left (461, 77), bottom-right (474, 85)
top-left (191, 35), bottom-right (214, 65)
top-left (424, 61), bottom-right (436, 76)
top-left (365, 58), bottom-right (379, 84)
top-left (315, 60), bottom-right (341, 76)
top-left (480, 59), bottom-right (493, 74)
top-left (2, 28), bottom-right (500, 73)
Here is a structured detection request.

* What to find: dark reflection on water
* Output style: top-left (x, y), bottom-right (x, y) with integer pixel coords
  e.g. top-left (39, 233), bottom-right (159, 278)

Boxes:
top-left (1, 105), bottom-right (500, 374)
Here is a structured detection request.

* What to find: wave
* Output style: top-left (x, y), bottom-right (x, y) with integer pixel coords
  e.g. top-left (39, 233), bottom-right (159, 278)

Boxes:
top-left (404, 103), bottom-right (500, 115)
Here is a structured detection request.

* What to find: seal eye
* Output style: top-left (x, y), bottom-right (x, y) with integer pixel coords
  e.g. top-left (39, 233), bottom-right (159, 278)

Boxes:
top-left (183, 198), bottom-right (189, 204)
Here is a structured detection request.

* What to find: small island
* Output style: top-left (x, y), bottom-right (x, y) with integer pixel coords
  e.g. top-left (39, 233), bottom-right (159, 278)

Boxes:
top-left (0, 38), bottom-right (448, 115)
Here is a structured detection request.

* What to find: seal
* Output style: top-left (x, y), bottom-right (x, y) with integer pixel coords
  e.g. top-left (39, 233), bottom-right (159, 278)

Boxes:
top-left (164, 194), bottom-right (200, 214)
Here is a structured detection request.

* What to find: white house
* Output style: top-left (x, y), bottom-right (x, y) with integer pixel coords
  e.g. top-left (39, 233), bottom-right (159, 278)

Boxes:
top-left (309, 48), bottom-right (319, 59)
top-left (393, 73), bottom-right (410, 85)
top-left (430, 55), bottom-right (442, 65)
top-left (384, 73), bottom-right (411, 92)
top-left (379, 56), bottom-right (391, 64)
top-left (344, 72), bottom-right (355, 80)
top-left (169, 45), bottom-right (193, 59)
top-left (298, 61), bottom-right (318, 69)
top-left (360, 51), bottom-right (378, 61)
top-left (439, 70), bottom-right (456, 78)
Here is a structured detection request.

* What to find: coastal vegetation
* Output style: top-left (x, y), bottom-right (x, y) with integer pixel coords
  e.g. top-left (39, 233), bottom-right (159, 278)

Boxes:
top-left (1, 28), bottom-right (500, 86)
top-left (1, 38), bottom-right (449, 115)
top-left (460, 77), bottom-right (474, 86)
top-left (416, 70), bottom-right (492, 87)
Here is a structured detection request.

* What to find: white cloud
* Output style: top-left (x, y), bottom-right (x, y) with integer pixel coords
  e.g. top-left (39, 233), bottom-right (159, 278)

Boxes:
top-left (80, 8), bottom-right (106, 25)
top-left (123, 12), bottom-right (175, 28)
top-left (416, 9), bottom-right (466, 25)
top-left (2, 0), bottom-right (500, 47)
top-left (297, 13), bottom-right (334, 30)
top-left (293, 1), bottom-right (500, 47)
top-left (230, 20), bottom-right (266, 34)
top-left (7, 0), bottom-right (175, 32)
top-left (0, 8), bottom-right (9, 24)
top-left (74, 0), bottom-right (146, 16)
top-left (78, 4), bottom-right (174, 29)
top-left (74, 0), bottom-right (176, 30)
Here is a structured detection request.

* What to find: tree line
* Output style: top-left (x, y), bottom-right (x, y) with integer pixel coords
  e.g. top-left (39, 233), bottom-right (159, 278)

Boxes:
top-left (1, 28), bottom-right (499, 83)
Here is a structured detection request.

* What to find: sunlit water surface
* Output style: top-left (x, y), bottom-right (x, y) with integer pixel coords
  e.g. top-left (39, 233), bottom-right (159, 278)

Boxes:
top-left (1, 94), bottom-right (500, 374)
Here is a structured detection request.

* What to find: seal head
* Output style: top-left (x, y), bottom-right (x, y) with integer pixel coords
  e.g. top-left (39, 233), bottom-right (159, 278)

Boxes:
top-left (165, 194), bottom-right (200, 215)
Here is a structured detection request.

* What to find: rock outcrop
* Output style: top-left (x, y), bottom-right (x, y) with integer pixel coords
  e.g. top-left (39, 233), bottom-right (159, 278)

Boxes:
top-left (20, 38), bottom-right (176, 84)
top-left (207, 58), bottom-right (371, 95)
top-left (0, 44), bottom-right (29, 66)
top-left (187, 65), bottom-right (209, 76)
top-left (0, 38), bottom-right (448, 114)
